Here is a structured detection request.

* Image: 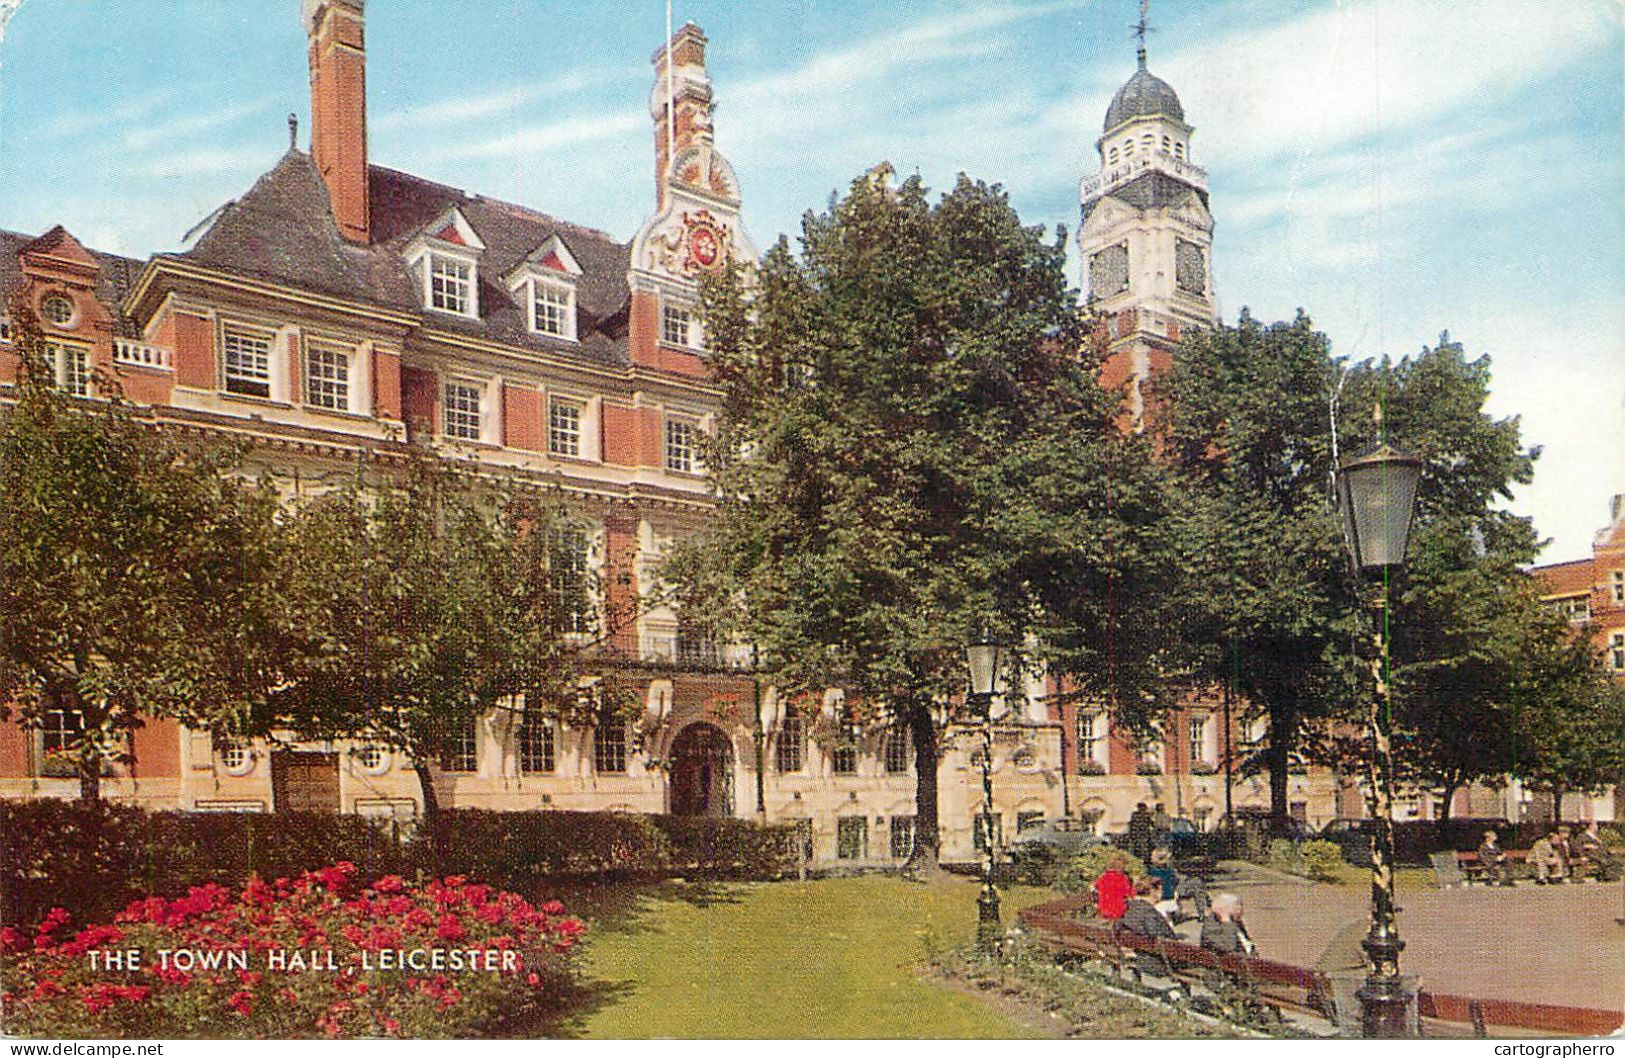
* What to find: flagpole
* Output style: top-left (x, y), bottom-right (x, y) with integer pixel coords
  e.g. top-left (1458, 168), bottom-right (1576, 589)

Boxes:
top-left (665, 0), bottom-right (676, 180)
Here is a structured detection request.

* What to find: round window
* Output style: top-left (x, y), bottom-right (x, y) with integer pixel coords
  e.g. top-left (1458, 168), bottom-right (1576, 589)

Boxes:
top-left (356, 745), bottom-right (390, 775)
top-left (41, 295), bottom-right (76, 328)
top-left (219, 745), bottom-right (254, 776)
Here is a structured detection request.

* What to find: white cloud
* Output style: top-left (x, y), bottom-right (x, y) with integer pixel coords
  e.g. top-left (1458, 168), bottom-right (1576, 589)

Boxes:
top-left (372, 68), bottom-right (641, 133)
top-left (1159, 0), bottom-right (1615, 168)
top-left (1465, 308), bottom-right (1625, 564)
top-left (43, 89), bottom-right (178, 139)
top-left (139, 146), bottom-right (267, 179)
top-left (415, 111), bottom-right (644, 164)
top-left (121, 100), bottom-right (273, 151)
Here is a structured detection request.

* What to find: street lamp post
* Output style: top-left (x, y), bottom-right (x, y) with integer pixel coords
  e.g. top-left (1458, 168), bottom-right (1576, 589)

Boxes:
top-left (966, 636), bottom-right (1004, 952)
top-left (1337, 441), bottom-right (1424, 1039)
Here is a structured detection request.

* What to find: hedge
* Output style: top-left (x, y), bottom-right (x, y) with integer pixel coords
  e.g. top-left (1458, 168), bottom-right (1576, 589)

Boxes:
top-left (0, 800), bottom-right (800, 929)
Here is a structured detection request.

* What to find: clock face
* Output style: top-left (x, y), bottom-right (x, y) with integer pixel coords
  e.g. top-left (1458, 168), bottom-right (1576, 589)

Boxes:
top-left (1176, 239), bottom-right (1206, 296)
top-left (690, 227), bottom-right (721, 270)
top-left (1089, 243), bottom-right (1129, 301)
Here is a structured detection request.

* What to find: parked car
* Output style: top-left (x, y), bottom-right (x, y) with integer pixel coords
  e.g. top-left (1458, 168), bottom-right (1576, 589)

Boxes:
top-left (1009, 818), bottom-right (1111, 856)
top-left (1318, 817), bottom-right (1377, 867)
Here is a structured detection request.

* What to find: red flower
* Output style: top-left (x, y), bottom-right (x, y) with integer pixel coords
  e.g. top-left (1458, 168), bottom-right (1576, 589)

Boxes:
top-left (526, 972), bottom-right (541, 987)
top-left (37, 907), bottom-right (71, 936)
top-left (0, 926), bottom-right (25, 953)
top-left (372, 875), bottom-right (404, 894)
top-left (441, 875), bottom-right (466, 889)
top-left (540, 900), bottom-right (564, 915)
top-left (227, 990), bottom-right (253, 1016)
top-left (434, 913), bottom-right (465, 942)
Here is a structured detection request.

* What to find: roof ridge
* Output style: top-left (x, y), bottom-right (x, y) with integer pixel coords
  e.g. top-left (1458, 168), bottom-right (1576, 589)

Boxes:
top-left (369, 161), bottom-right (623, 245)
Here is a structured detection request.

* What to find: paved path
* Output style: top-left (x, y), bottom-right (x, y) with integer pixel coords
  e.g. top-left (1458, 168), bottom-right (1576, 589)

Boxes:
top-left (1212, 865), bottom-right (1625, 1014)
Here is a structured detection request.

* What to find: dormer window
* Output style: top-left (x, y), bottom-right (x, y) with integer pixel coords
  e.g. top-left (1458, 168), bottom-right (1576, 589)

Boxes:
top-left (405, 206), bottom-right (486, 321)
top-left (430, 255), bottom-right (472, 315)
top-left (508, 234), bottom-right (583, 341)
top-left (531, 280), bottom-right (576, 340)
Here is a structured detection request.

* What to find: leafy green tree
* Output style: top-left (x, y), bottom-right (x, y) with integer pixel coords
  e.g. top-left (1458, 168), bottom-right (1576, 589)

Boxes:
top-left (1161, 323), bottom-right (1543, 829)
top-left (1512, 636), bottom-right (1625, 822)
top-left (1159, 311), bottom-right (1351, 827)
top-left (266, 449), bottom-right (586, 815)
top-left (0, 297), bottom-right (281, 799)
top-left (666, 172), bottom-right (1173, 870)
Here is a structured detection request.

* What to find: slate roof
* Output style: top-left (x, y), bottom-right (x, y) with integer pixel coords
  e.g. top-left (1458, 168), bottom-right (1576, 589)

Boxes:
top-left (1080, 171), bottom-right (1208, 224)
top-left (1104, 63), bottom-right (1185, 132)
top-left (180, 150), bottom-right (632, 366)
top-left (0, 228), bottom-right (145, 325)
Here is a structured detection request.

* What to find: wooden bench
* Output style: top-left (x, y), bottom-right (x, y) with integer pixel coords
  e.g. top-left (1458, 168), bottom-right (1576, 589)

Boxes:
top-left (1019, 895), bottom-right (1624, 1037)
top-left (1019, 899), bottom-right (1335, 1022)
top-left (1455, 849), bottom-right (1527, 884)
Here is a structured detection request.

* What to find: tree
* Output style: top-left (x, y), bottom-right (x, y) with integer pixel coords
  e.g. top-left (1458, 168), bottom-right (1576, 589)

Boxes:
top-left (266, 448), bottom-right (586, 815)
top-left (1161, 322), bottom-right (1543, 830)
top-left (1513, 635), bottom-right (1625, 823)
top-left (0, 297), bottom-right (280, 799)
top-left (665, 171), bottom-right (1173, 870)
top-left (1158, 311), bottom-right (1352, 828)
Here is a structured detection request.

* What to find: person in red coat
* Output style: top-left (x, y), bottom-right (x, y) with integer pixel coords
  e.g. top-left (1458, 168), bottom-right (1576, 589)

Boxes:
top-left (1094, 853), bottom-right (1135, 921)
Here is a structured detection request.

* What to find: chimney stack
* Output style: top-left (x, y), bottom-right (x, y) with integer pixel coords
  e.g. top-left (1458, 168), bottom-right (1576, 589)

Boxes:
top-left (650, 22), bottom-right (712, 211)
top-left (304, 0), bottom-right (370, 243)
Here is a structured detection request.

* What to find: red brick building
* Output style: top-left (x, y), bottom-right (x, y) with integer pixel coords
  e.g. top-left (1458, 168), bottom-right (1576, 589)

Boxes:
top-left (0, 2), bottom-right (1084, 864)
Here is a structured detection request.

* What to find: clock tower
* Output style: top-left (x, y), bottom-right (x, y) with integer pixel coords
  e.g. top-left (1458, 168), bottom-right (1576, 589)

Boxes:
top-left (1079, 15), bottom-right (1217, 420)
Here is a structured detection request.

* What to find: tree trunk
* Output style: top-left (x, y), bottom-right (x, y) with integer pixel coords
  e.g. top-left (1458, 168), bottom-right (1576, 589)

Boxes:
top-left (1437, 780), bottom-right (1459, 823)
top-left (412, 758), bottom-right (441, 818)
top-left (903, 703), bottom-right (941, 875)
top-left (1551, 784), bottom-right (1564, 825)
top-left (1267, 712), bottom-right (1295, 836)
top-left (78, 750), bottom-right (101, 801)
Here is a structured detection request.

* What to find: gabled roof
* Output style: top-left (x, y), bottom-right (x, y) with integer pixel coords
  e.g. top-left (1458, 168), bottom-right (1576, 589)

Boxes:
top-left (1532, 558), bottom-right (1594, 598)
top-left (176, 150), bottom-right (632, 366)
top-left (21, 225), bottom-right (99, 268)
top-left (0, 228), bottom-right (144, 320)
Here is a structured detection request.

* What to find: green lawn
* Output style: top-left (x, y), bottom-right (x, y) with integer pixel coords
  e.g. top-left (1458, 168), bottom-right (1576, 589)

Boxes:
top-left (561, 876), bottom-right (1055, 1039)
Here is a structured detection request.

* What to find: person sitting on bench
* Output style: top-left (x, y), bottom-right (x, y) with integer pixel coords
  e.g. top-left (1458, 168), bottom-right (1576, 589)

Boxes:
top-left (1574, 823), bottom-right (1618, 881)
top-left (1477, 830), bottom-right (1512, 886)
top-left (1121, 877), bottom-right (1178, 940)
top-left (1200, 893), bottom-right (1255, 956)
top-left (1530, 833), bottom-right (1567, 884)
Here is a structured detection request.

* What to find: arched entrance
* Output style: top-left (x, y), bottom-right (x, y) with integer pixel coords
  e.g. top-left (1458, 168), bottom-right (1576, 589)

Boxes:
top-left (668, 722), bottom-right (734, 817)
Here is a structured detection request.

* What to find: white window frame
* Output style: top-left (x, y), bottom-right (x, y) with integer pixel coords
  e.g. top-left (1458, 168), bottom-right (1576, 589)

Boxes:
top-left (665, 416), bottom-right (700, 474)
top-left (1076, 710), bottom-right (1107, 769)
top-left (1613, 570), bottom-right (1624, 605)
top-left (1188, 715), bottom-right (1209, 767)
top-left (221, 322), bottom-right (276, 400)
top-left (303, 338), bottom-right (353, 413)
top-left (548, 397), bottom-right (583, 458)
top-left (40, 294), bottom-right (77, 329)
top-left (427, 252), bottom-right (477, 319)
top-left (45, 341), bottom-right (90, 397)
top-left (529, 278), bottom-right (577, 341)
top-left (442, 377), bottom-right (488, 442)
top-left (519, 714), bottom-right (556, 775)
top-left (661, 299), bottom-right (705, 351)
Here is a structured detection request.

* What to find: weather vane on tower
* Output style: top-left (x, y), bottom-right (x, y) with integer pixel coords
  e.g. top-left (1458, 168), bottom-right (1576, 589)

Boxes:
top-left (1133, 0), bottom-right (1154, 68)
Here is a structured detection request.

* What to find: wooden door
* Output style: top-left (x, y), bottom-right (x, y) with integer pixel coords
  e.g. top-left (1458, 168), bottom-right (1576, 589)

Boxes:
top-left (271, 751), bottom-right (341, 813)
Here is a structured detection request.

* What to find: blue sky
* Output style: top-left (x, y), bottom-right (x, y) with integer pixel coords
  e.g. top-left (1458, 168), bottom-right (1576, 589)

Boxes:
top-left (0, 0), bottom-right (1620, 563)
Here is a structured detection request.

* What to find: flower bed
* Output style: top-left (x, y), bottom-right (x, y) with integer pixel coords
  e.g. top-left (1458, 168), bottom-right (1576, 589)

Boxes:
top-left (1, 864), bottom-right (583, 1039)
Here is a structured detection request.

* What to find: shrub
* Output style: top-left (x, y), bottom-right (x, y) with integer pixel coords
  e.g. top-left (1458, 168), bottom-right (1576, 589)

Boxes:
top-left (1053, 845), bottom-right (1149, 898)
top-left (0, 864), bottom-right (583, 1039)
top-left (1, 801), bottom-right (799, 930)
top-left (1266, 839), bottom-right (1343, 882)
